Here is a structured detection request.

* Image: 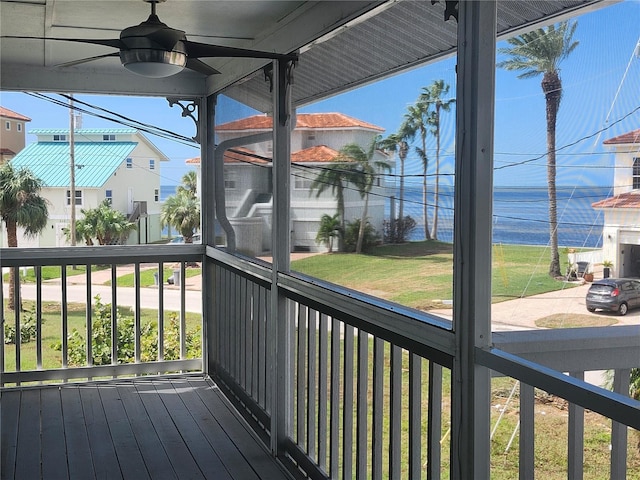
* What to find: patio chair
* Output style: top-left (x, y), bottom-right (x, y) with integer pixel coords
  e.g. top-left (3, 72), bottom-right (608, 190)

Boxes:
top-left (576, 261), bottom-right (590, 278)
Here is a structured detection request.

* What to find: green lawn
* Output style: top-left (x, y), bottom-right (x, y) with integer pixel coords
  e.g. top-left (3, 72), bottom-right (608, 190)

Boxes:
top-left (2, 264), bottom-right (108, 283)
top-left (110, 267), bottom-right (201, 288)
top-left (291, 241), bottom-right (581, 310)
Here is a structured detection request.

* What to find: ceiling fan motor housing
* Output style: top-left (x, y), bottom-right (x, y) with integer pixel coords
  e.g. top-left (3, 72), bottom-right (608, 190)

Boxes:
top-left (119, 13), bottom-right (188, 77)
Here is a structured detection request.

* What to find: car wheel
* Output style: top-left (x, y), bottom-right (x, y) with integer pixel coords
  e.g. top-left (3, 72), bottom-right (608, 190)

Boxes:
top-left (618, 302), bottom-right (628, 316)
top-left (587, 307), bottom-right (596, 313)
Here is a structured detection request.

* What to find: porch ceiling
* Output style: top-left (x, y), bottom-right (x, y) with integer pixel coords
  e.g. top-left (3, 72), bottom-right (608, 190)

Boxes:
top-left (1, 0), bottom-right (607, 108)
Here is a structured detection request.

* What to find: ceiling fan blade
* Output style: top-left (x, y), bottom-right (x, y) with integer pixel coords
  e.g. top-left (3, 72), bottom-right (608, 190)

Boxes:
top-left (184, 40), bottom-right (297, 62)
top-left (56, 52), bottom-right (120, 68)
top-left (186, 58), bottom-right (220, 76)
top-left (0, 35), bottom-right (124, 49)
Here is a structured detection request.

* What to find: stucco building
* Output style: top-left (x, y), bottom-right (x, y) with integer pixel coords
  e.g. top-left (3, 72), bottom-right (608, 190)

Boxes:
top-left (0, 106), bottom-right (30, 163)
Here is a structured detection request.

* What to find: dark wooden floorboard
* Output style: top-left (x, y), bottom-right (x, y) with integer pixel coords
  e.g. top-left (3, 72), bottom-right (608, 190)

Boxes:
top-left (98, 384), bottom-right (151, 480)
top-left (116, 381), bottom-right (178, 480)
top-left (61, 386), bottom-right (96, 479)
top-left (1, 375), bottom-right (292, 480)
top-left (15, 388), bottom-right (41, 480)
top-left (40, 388), bottom-right (70, 479)
top-left (188, 379), bottom-right (290, 479)
top-left (153, 379), bottom-right (233, 480)
top-left (1, 389), bottom-right (20, 480)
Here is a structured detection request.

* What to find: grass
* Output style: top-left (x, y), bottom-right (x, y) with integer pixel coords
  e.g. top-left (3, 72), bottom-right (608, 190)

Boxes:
top-left (2, 265), bottom-right (108, 283)
top-left (291, 242), bottom-right (578, 310)
top-left (109, 266), bottom-right (201, 288)
top-left (3, 299), bottom-right (202, 372)
top-left (536, 314), bottom-right (618, 328)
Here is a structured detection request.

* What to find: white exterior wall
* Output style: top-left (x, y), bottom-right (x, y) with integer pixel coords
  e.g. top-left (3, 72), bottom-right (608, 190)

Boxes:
top-left (610, 145), bottom-right (637, 196)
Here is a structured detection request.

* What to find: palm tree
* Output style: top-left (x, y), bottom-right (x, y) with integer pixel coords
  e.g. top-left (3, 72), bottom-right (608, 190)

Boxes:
top-left (70, 200), bottom-right (137, 245)
top-left (404, 103), bottom-right (434, 240)
top-left (310, 160), bottom-right (353, 251)
top-left (177, 170), bottom-right (198, 198)
top-left (418, 80), bottom-right (455, 240)
top-left (379, 122), bottom-right (414, 221)
top-left (315, 213), bottom-right (342, 253)
top-left (336, 138), bottom-right (391, 254)
top-left (498, 21), bottom-right (578, 277)
top-left (161, 191), bottom-right (201, 243)
top-left (0, 163), bottom-right (49, 308)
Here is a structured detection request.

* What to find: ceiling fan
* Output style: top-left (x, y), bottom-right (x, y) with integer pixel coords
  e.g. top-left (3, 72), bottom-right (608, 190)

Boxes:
top-left (3, 0), bottom-right (297, 78)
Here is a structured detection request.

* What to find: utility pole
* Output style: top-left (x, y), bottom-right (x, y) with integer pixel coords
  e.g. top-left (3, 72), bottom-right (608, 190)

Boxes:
top-left (69, 94), bottom-right (76, 246)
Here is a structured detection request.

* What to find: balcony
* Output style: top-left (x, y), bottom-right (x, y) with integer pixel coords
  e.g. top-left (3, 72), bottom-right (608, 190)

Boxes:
top-left (2, 246), bottom-right (639, 479)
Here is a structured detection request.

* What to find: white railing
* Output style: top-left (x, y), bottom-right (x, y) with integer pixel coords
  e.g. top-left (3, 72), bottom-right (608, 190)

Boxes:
top-left (0, 245), bottom-right (205, 386)
top-left (209, 249), bottom-right (640, 479)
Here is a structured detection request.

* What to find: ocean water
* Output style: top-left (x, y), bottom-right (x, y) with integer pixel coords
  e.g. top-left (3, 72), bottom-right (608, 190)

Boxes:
top-left (161, 184), bottom-right (610, 248)
top-left (399, 185), bottom-right (609, 248)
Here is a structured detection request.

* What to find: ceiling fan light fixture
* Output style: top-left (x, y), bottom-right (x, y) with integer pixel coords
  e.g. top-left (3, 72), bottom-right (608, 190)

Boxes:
top-left (120, 48), bottom-right (187, 77)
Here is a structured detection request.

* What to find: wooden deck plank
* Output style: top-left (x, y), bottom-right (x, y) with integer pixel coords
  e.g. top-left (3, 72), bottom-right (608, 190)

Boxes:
top-left (115, 381), bottom-right (178, 480)
top-left (134, 380), bottom-right (204, 479)
top-left (152, 379), bottom-right (234, 480)
top-left (175, 380), bottom-right (263, 480)
top-left (1, 390), bottom-right (21, 480)
top-left (15, 388), bottom-right (41, 479)
top-left (60, 386), bottom-right (96, 479)
top-left (98, 384), bottom-right (151, 480)
top-left (188, 379), bottom-right (291, 479)
top-left (79, 385), bottom-right (123, 479)
top-left (40, 388), bottom-right (70, 479)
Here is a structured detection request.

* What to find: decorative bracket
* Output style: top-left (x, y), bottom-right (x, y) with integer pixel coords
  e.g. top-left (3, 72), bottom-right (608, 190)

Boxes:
top-left (263, 56), bottom-right (297, 127)
top-left (431, 0), bottom-right (458, 22)
top-left (167, 97), bottom-right (200, 143)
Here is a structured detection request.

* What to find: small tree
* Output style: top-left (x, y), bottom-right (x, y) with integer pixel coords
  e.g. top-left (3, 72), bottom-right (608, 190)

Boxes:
top-left (315, 213), bottom-right (342, 252)
top-left (161, 192), bottom-right (201, 243)
top-left (0, 163), bottom-right (49, 308)
top-left (67, 199), bottom-right (137, 245)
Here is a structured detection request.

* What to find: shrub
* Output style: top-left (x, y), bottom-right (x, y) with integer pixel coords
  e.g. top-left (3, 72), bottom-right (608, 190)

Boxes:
top-left (383, 215), bottom-right (417, 243)
top-left (3, 306), bottom-right (39, 344)
top-left (343, 219), bottom-right (379, 253)
top-left (52, 294), bottom-right (201, 365)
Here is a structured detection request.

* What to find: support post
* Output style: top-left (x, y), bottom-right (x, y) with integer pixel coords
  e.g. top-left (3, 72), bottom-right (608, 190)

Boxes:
top-left (270, 58), bottom-right (294, 456)
top-left (202, 94), bottom-right (214, 375)
top-left (451, 1), bottom-right (497, 478)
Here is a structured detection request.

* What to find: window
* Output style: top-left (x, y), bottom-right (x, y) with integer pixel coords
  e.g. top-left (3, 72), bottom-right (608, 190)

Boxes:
top-left (53, 134), bottom-right (67, 142)
top-left (126, 158), bottom-right (133, 169)
top-left (308, 133), bottom-right (316, 141)
top-left (103, 134), bottom-right (116, 141)
top-left (633, 158), bottom-right (640, 190)
top-left (5, 121), bottom-right (10, 131)
top-left (224, 171), bottom-right (237, 189)
top-left (294, 175), bottom-right (313, 190)
top-left (17, 123), bottom-right (22, 132)
top-left (66, 190), bottom-right (83, 206)
top-left (154, 189), bottom-right (159, 202)
top-left (149, 159), bottom-right (155, 170)
top-left (105, 190), bottom-right (113, 204)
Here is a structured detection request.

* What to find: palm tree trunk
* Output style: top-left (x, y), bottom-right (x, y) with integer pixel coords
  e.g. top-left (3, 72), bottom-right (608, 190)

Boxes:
top-left (356, 193), bottom-right (369, 253)
top-left (421, 133), bottom-right (432, 241)
top-left (6, 218), bottom-right (19, 309)
top-left (544, 72), bottom-right (562, 277)
top-left (399, 154), bottom-right (405, 221)
top-left (430, 107), bottom-right (441, 240)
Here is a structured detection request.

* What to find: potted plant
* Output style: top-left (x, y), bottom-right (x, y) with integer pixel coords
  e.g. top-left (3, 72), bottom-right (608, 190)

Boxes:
top-left (603, 260), bottom-right (613, 278)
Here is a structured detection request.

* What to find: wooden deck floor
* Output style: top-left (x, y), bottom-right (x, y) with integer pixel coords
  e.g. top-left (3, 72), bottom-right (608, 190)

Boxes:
top-left (1, 375), bottom-right (291, 480)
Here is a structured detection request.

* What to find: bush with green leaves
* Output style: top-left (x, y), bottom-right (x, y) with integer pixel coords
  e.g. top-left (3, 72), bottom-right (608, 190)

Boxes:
top-left (3, 306), bottom-right (39, 344)
top-left (383, 215), bottom-right (417, 244)
top-left (52, 294), bottom-right (201, 365)
top-left (343, 219), bottom-right (379, 253)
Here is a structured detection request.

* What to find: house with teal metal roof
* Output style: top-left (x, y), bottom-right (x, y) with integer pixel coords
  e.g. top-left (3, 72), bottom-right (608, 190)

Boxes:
top-left (8, 129), bottom-right (168, 247)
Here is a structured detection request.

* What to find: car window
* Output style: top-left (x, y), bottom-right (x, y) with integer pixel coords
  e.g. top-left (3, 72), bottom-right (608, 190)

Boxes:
top-left (621, 282), bottom-right (634, 292)
top-left (589, 284), bottom-right (613, 294)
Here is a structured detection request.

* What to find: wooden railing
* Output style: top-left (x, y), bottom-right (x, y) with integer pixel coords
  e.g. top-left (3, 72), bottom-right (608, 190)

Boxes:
top-left (209, 249), bottom-right (640, 479)
top-left (3, 246), bottom-right (639, 478)
top-left (0, 245), bottom-right (205, 386)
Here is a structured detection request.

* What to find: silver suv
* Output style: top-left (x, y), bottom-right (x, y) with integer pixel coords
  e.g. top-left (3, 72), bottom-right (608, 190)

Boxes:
top-left (586, 278), bottom-right (640, 316)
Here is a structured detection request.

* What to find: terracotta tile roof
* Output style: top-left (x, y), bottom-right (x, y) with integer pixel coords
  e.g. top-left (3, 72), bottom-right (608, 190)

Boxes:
top-left (592, 191), bottom-right (640, 209)
top-left (0, 106), bottom-right (31, 122)
top-left (291, 145), bottom-right (340, 163)
top-left (603, 129), bottom-right (640, 145)
top-left (185, 147), bottom-right (270, 166)
top-left (217, 113), bottom-right (384, 132)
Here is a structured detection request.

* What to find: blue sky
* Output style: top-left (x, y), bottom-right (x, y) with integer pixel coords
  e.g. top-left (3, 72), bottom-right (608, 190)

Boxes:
top-left (1, 0), bottom-right (638, 188)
